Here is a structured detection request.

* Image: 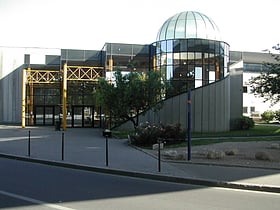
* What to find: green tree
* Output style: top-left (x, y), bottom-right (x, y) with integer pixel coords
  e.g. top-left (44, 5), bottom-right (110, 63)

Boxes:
top-left (96, 70), bottom-right (165, 129)
top-left (249, 45), bottom-right (280, 105)
top-left (261, 110), bottom-right (275, 123)
top-left (275, 110), bottom-right (280, 122)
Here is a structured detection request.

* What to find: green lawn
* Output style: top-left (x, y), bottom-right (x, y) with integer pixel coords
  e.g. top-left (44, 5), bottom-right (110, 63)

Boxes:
top-left (169, 124), bottom-right (280, 148)
top-left (113, 124), bottom-right (280, 148)
top-left (192, 124), bottom-right (280, 138)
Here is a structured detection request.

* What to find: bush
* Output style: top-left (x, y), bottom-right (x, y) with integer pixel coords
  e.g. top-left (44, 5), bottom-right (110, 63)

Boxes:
top-left (261, 110), bottom-right (275, 123)
top-left (238, 116), bottom-right (255, 130)
top-left (130, 122), bottom-right (186, 147)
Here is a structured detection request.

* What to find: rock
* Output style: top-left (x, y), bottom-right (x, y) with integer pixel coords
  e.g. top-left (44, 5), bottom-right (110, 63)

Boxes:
top-left (152, 143), bottom-right (164, 150)
top-left (225, 149), bottom-right (239, 156)
top-left (163, 150), bottom-right (177, 157)
top-left (269, 143), bottom-right (280, 149)
top-left (206, 150), bottom-right (225, 159)
top-left (163, 150), bottom-right (185, 160)
top-left (255, 151), bottom-right (272, 161)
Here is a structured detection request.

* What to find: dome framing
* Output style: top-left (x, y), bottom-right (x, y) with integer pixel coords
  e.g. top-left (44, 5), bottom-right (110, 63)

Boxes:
top-left (156, 11), bottom-right (221, 41)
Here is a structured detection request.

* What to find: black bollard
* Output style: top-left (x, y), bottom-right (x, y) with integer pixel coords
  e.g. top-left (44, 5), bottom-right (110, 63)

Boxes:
top-left (61, 132), bottom-right (64, 161)
top-left (103, 129), bottom-right (111, 167)
top-left (105, 136), bottom-right (108, 166)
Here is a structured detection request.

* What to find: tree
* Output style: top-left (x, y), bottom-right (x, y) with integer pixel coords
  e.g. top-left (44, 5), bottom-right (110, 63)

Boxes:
top-left (249, 45), bottom-right (280, 105)
top-left (96, 69), bottom-right (165, 129)
top-left (261, 110), bottom-right (275, 123)
top-left (274, 110), bottom-right (280, 122)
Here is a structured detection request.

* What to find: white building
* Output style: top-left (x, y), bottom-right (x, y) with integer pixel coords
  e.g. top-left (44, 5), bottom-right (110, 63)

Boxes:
top-left (230, 51), bottom-right (280, 119)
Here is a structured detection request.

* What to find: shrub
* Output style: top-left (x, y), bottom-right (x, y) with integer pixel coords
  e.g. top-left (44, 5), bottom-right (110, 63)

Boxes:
top-left (130, 122), bottom-right (186, 147)
top-left (238, 116), bottom-right (255, 130)
top-left (261, 110), bottom-right (275, 123)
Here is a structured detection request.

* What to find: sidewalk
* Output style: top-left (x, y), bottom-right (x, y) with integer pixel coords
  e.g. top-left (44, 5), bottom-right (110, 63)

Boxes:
top-left (0, 125), bottom-right (280, 193)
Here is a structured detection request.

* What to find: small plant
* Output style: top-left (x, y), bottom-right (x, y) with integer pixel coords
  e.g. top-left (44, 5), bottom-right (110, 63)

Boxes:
top-left (261, 110), bottom-right (275, 123)
top-left (238, 116), bottom-right (255, 130)
top-left (130, 122), bottom-right (186, 147)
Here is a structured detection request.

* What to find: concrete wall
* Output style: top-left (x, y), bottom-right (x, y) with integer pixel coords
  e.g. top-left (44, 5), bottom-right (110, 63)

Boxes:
top-left (118, 75), bottom-right (240, 132)
top-left (0, 66), bottom-right (23, 124)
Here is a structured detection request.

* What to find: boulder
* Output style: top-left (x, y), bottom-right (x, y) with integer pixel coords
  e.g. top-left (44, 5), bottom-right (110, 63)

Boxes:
top-left (206, 150), bottom-right (225, 159)
top-left (255, 151), bottom-right (272, 161)
top-left (152, 143), bottom-right (164, 150)
top-left (225, 149), bottom-right (239, 156)
top-left (269, 143), bottom-right (280, 149)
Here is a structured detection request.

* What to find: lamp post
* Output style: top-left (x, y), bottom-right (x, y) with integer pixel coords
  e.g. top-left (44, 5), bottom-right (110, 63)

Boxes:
top-left (187, 89), bottom-right (192, 161)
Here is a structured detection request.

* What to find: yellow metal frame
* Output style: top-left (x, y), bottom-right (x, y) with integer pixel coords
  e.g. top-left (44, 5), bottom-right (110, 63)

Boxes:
top-left (22, 63), bottom-right (104, 130)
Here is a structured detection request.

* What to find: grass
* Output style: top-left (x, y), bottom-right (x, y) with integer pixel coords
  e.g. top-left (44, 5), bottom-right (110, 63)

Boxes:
top-left (113, 124), bottom-right (280, 147)
top-left (192, 124), bottom-right (280, 138)
top-left (165, 136), bottom-right (280, 149)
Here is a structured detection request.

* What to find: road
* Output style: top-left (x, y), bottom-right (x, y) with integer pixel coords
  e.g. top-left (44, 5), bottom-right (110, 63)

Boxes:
top-left (0, 158), bottom-right (279, 210)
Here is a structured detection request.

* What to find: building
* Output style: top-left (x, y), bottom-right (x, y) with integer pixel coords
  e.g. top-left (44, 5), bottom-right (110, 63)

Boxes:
top-left (0, 11), bottom-right (249, 132)
top-left (230, 51), bottom-right (280, 119)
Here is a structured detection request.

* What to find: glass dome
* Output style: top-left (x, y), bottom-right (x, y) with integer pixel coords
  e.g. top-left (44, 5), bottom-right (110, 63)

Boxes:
top-left (156, 11), bottom-right (221, 41)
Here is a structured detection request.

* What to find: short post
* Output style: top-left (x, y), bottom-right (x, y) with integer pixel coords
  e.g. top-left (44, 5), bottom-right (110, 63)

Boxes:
top-left (187, 89), bottom-right (192, 161)
top-left (61, 132), bottom-right (64, 161)
top-left (28, 130), bottom-right (31, 157)
top-left (103, 129), bottom-right (112, 167)
top-left (105, 136), bottom-right (108, 166)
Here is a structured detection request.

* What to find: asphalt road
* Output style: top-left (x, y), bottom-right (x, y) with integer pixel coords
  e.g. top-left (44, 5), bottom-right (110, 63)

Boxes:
top-left (0, 158), bottom-right (279, 210)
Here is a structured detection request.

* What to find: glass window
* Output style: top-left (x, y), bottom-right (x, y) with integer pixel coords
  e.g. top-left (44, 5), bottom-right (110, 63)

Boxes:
top-left (161, 41), bottom-right (167, 53)
top-left (195, 80), bottom-right (202, 88)
top-left (166, 20), bottom-right (176, 39)
top-left (173, 53), bottom-right (180, 65)
top-left (175, 19), bottom-right (186, 38)
top-left (173, 40), bottom-right (181, 52)
top-left (156, 42), bottom-right (161, 54)
top-left (167, 53), bottom-right (173, 65)
top-left (166, 65), bottom-right (173, 80)
top-left (180, 40), bottom-right (188, 51)
top-left (250, 107), bottom-right (255, 113)
top-left (180, 52), bottom-right (187, 65)
top-left (187, 39), bottom-right (195, 51)
top-left (209, 40), bottom-right (215, 53)
top-left (185, 16), bottom-right (196, 38)
top-left (187, 52), bottom-right (195, 64)
top-left (209, 71), bottom-right (215, 81)
top-left (159, 22), bottom-right (168, 40)
top-left (195, 52), bottom-right (202, 64)
top-left (195, 67), bottom-right (202, 80)
top-left (161, 53), bottom-right (167, 65)
top-left (243, 107), bottom-right (248, 114)
top-left (166, 40), bottom-right (173, 52)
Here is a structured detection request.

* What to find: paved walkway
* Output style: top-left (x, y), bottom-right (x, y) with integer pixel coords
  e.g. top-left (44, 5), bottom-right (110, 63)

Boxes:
top-left (0, 125), bottom-right (280, 192)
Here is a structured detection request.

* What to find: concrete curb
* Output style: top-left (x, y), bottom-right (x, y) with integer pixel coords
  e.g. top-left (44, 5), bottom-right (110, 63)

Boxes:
top-left (1, 153), bottom-right (280, 194)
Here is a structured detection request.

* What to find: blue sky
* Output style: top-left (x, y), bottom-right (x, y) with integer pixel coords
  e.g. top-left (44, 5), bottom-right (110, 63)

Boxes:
top-left (0, 0), bottom-right (279, 52)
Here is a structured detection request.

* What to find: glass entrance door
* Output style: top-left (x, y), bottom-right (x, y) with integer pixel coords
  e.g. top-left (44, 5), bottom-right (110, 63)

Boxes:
top-left (71, 106), bottom-right (101, 128)
top-left (34, 106), bottom-right (55, 125)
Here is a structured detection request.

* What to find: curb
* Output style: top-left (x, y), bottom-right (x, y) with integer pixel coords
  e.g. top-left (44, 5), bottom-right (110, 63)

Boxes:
top-left (1, 153), bottom-right (280, 194)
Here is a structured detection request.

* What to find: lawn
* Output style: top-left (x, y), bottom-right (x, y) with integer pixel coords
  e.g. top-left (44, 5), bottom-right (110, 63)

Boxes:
top-left (113, 124), bottom-right (280, 147)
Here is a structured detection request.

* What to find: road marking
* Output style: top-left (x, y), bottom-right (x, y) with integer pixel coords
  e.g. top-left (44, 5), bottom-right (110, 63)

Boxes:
top-left (0, 190), bottom-right (75, 210)
top-left (0, 135), bottom-right (48, 142)
top-left (213, 187), bottom-right (280, 195)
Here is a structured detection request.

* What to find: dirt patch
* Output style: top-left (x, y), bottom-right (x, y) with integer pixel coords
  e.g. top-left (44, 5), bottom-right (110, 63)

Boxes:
top-left (147, 141), bottom-right (280, 169)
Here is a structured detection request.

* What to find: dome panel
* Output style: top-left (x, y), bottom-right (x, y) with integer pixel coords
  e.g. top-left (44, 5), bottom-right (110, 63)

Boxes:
top-left (156, 11), bottom-right (221, 41)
